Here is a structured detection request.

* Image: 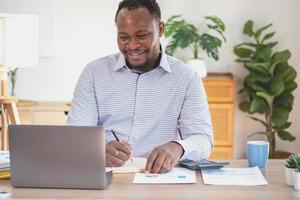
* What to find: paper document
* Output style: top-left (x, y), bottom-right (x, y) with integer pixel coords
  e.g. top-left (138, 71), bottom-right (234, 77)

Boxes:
top-left (106, 157), bottom-right (147, 173)
top-left (201, 167), bottom-right (268, 186)
top-left (133, 167), bottom-right (196, 184)
top-left (0, 151), bottom-right (10, 169)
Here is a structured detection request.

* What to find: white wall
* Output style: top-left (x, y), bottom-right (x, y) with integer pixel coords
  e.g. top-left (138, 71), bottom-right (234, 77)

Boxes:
top-left (0, 0), bottom-right (299, 157)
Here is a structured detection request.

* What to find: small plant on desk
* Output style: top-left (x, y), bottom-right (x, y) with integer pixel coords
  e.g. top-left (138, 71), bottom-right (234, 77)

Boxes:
top-left (290, 153), bottom-right (300, 190)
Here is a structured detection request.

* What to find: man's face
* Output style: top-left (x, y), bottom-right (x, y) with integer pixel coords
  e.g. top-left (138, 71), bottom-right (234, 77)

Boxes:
top-left (115, 7), bottom-right (164, 69)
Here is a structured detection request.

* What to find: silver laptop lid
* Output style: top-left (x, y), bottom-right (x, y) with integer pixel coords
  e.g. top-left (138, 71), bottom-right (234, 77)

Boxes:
top-left (9, 125), bottom-right (109, 189)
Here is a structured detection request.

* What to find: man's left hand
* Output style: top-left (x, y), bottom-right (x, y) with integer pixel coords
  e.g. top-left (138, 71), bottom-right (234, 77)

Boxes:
top-left (145, 142), bottom-right (184, 173)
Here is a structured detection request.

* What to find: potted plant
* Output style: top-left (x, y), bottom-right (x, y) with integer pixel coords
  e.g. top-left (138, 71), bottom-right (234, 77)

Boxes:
top-left (285, 153), bottom-right (300, 186)
top-left (8, 68), bottom-right (18, 96)
top-left (233, 20), bottom-right (297, 158)
top-left (164, 15), bottom-right (226, 77)
top-left (292, 154), bottom-right (300, 190)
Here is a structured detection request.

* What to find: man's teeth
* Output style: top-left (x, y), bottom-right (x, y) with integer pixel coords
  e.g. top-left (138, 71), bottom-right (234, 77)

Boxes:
top-left (129, 52), bottom-right (143, 56)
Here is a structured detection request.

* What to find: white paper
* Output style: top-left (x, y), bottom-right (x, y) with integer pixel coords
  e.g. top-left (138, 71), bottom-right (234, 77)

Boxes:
top-left (133, 167), bottom-right (196, 184)
top-left (0, 151), bottom-right (10, 169)
top-left (106, 157), bottom-right (147, 173)
top-left (201, 167), bottom-right (268, 186)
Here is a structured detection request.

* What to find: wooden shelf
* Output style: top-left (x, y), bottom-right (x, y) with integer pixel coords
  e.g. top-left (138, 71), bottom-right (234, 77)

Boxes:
top-left (17, 100), bottom-right (71, 125)
top-left (203, 73), bottom-right (234, 159)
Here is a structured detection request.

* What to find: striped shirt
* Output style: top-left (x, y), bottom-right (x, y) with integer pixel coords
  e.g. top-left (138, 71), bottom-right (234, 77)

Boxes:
top-left (67, 52), bottom-right (213, 161)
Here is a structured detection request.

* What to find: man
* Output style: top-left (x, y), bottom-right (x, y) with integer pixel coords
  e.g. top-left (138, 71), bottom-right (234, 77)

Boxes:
top-left (67, 0), bottom-right (213, 173)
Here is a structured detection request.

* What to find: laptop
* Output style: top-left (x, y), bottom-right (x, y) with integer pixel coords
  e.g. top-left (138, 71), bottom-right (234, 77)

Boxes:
top-left (9, 125), bottom-right (112, 189)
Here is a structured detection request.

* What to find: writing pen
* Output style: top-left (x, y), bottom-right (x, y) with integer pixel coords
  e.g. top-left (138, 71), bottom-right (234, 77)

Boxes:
top-left (111, 129), bottom-right (120, 141)
top-left (111, 129), bottom-right (133, 163)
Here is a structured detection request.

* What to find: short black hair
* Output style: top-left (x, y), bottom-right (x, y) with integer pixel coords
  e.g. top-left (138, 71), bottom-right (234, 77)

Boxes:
top-left (115, 0), bottom-right (161, 22)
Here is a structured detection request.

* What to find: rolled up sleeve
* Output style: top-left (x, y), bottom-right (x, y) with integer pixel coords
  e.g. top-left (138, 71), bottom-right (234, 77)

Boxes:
top-left (175, 73), bottom-right (214, 161)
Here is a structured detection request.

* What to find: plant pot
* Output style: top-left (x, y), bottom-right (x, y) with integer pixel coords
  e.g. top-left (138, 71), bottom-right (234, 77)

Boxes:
top-left (293, 170), bottom-right (300, 190)
top-left (186, 59), bottom-right (207, 78)
top-left (285, 167), bottom-right (295, 186)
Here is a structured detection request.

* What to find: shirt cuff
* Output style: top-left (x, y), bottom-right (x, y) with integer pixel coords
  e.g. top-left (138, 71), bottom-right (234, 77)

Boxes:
top-left (173, 139), bottom-right (189, 161)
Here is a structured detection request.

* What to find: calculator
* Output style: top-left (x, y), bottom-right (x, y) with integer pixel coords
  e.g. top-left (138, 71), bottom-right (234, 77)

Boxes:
top-left (179, 159), bottom-right (229, 170)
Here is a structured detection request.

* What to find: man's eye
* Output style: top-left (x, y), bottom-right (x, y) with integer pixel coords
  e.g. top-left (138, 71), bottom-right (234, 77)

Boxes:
top-left (137, 34), bottom-right (148, 39)
top-left (119, 36), bottom-right (129, 41)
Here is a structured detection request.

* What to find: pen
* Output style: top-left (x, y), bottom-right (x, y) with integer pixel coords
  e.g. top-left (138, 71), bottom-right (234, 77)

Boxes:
top-left (178, 128), bottom-right (183, 140)
top-left (111, 129), bottom-right (133, 163)
top-left (111, 129), bottom-right (120, 141)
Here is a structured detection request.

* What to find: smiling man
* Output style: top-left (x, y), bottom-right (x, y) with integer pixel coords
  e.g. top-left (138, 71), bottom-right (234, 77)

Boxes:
top-left (67, 0), bottom-right (213, 173)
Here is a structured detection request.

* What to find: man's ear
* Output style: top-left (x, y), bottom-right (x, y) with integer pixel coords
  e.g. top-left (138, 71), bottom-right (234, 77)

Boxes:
top-left (158, 21), bottom-right (165, 37)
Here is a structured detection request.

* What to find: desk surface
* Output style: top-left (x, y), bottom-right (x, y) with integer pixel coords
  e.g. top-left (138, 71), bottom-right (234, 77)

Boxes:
top-left (1, 160), bottom-right (299, 200)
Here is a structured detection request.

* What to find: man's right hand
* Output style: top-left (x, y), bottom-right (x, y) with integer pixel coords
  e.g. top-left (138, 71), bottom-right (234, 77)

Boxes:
top-left (106, 140), bottom-right (132, 167)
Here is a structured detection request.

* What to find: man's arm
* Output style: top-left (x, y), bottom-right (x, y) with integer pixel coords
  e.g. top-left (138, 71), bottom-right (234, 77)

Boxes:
top-left (175, 72), bottom-right (214, 161)
top-left (67, 65), bottom-right (99, 126)
top-left (146, 72), bottom-right (213, 173)
top-left (67, 64), bottom-right (131, 166)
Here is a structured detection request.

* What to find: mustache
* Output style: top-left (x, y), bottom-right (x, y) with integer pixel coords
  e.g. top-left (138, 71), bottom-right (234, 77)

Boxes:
top-left (123, 48), bottom-right (147, 53)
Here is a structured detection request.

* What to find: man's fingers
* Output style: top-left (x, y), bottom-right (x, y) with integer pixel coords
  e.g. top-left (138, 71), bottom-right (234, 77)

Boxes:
top-left (116, 150), bottom-right (130, 162)
top-left (107, 141), bottom-right (131, 157)
top-left (106, 154), bottom-right (125, 167)
top-left (159, 157), bottom-right (172, 173)
top-left (146, 151), bottom-right (158, 172)
top-left (114, 141), bottom-right (132, 156)
top-left (151, 154), bottom-right (166, 173)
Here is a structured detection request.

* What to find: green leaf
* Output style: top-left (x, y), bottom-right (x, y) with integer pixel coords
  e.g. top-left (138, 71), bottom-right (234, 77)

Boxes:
top-left (245, 78), bottom-right (267, 93)
top-left (234, 43), bottom-right (257, 48)
top-left (245, 62), bottom-right (269, 76)
top-left (234, 47), bottom-right (253, 58)
top-left (261, 32), bottom-right (276, 43)
top-left (239, 101), bottom-right (250, 112)
top-left (243, 20), bottom-right (254, 36)
top-left (199, 34), bottom-right (222, 61)
top-left (273, 122), bottom-right (291, 130)
top-left (256, 92), bottom-right (274, 105)
top-left (284, 81), bottom-right (297, 93)
top-left (254, 23), bottom-right (272, 40)
top-left (205, 16), bottom-right (225, 32)
top-left (272, 106), bottom-right (290, 127)
top-left (284, 67), bottom-right (297, 83)
top-left (277, 130), bottom-right (296, 141)
top-left (265, 42), bottom-right (278, 48)
top-left (249, 96), bottom-right (267, 114)
top-left (205, 16), bottom-right (226, 42)
top-left (254, 45), bottom-right (272, 62)
top-left (270, 76), bottom-right (285, 96)
top-left (248, 72), bottom-right (271, 83)
top-left (274, 62), bottom-right (291, 80)
top-left (274, 92), bottom-right (294, 107)
top-left (269, 50), bottom-right (291, 75)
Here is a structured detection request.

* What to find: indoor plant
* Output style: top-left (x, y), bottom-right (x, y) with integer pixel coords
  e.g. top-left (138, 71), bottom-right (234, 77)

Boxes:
top-left (164, 15), bottom-right (226, 77)
top-left (292, 154), bottom-right (300, 190)
top-left (234, 20), bottom-right (297, 158)
top-left (8, 68), bottom-right (18, 96)
top-left (285, 153), bottom-right (300, 186)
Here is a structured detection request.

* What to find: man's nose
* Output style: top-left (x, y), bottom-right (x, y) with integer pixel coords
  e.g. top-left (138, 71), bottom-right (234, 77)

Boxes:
top-left (127, 38), bottom-right (141, 49)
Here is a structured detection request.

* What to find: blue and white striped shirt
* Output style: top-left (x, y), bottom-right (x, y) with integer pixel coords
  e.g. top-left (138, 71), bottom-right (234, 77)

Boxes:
top-left (67, 52), bottom-right (213, 161)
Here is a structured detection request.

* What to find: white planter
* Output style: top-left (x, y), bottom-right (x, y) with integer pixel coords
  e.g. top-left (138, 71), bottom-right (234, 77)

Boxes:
top-left (285, 167), bottom-right (295, 186)
top-left (293, 170), bottom-right (300, 190)
top-left (186, 59), bottom-right (207, 78)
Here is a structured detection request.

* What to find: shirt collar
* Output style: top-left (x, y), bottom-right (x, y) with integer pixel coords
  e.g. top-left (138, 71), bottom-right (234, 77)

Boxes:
top-left (113, 51), bottom-right (172, 73)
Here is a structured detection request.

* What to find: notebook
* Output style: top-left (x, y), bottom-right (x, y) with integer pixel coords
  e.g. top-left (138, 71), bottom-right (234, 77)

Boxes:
top-left (9, 125), bottom-right (111, 189)
top-left (107, 157), bottom-right (147, 173)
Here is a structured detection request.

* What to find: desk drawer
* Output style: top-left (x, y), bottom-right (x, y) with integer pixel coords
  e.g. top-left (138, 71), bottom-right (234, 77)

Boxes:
top-left (203, 79), bottom-right (234, 103)
top-left (209, 146), bottom-right (233, 159)
top-left (209, 103), bottom-right (233, 146)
